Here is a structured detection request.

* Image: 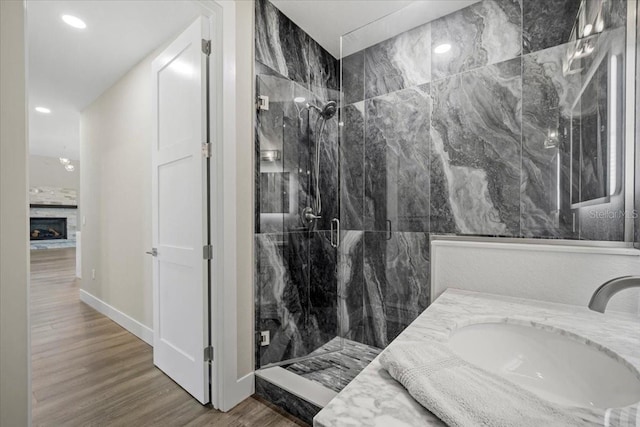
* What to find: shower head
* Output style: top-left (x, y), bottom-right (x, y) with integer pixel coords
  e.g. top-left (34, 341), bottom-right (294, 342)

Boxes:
top-left (322, 101), bottom-right (337, 120)
top-left (307, 101), bottom-right (337, 120)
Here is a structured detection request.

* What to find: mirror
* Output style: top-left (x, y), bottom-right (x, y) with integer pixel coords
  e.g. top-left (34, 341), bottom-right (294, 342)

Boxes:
top-left (570, 52), bottom-right (622, 207)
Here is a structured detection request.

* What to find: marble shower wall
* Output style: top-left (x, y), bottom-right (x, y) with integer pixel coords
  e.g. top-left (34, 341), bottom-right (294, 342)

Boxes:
top-left (255, 0), bottom-right (341, 367)
top-left (430, 58), bottom-right (522, 236)
top-left (255, 0), bottom-right (340, 235)
top-left (340, 0), bottom-right (629, 346)
top-left (337, 230), bottom-right (430, 348)
top-left (255, 232), bottom-right (338, 367)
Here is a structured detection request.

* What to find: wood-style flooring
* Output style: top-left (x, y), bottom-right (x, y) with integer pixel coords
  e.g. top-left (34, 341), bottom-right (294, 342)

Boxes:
top-left (31, 248), bottom-right (304, 426)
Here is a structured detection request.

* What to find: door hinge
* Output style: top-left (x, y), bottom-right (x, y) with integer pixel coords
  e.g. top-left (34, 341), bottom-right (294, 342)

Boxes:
top-left (203, 245), bottom-right (213, 260)
top-left (257, 95), bottom-right (269, 111)
top-left (201, 142), bottom-right (212, 158)
top-left (202, 39), bottom-right (211, 56)
top-left (204, 346), bottom-right (214, 362)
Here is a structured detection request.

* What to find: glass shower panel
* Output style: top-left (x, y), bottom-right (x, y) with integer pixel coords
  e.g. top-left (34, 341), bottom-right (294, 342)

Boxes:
top-left (339, 0), bottom-right (631, 244)
top-left (337, 0), bottom-right (633, 359)
top-left (256, 73), bottom-right (342, 369)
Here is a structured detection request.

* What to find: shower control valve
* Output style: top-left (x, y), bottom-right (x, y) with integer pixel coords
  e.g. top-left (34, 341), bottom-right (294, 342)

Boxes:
top-left (303, 207), bottom-right (321, 223)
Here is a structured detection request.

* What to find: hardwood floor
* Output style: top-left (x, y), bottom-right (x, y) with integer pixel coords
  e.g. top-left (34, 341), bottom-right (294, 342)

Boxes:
top-left (30, 248), bottom-right (304, 426)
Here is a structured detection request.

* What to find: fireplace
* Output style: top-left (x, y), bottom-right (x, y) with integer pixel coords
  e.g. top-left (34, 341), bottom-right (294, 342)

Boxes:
top-left (30, 217), bottom-right (68, 240)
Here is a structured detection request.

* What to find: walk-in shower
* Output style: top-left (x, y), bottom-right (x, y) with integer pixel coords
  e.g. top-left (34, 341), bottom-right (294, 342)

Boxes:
top-left (254, 0), bottom-right (636, 423)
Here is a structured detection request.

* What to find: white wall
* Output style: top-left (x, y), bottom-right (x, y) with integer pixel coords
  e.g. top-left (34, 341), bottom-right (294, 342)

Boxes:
top-left (30, 155), bottom-right (80, 190)
top-left (432, 239), bottom-right (640, 317)
top-left (80, 50), bottom-right (154, 330)
top-left (79, 4), bottom-right (256, 403)
top-left (0, 1), bottom-right (31, 425)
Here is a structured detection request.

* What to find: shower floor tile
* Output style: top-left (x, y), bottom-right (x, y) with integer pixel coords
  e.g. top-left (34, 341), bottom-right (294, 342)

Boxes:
top-left (283, 337), bottom-right (381, 393)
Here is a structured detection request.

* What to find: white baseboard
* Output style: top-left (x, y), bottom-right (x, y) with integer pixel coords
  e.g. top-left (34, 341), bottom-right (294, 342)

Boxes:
top-left (79, 289), bottom-right (153, 346)
top-left (219, 372), bottom-right (254, 411)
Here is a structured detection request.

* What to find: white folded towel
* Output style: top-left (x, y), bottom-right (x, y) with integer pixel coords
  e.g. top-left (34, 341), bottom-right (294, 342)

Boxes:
top-left (380, 342), bottom-right (637, 427)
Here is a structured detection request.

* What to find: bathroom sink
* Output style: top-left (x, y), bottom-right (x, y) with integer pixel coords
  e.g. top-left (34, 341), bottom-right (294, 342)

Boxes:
top-left (447, 322), bottom-right (640, 408)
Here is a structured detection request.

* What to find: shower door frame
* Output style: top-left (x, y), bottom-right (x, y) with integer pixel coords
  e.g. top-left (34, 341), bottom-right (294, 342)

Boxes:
top-left (255, 73), bottom-right (344, 372)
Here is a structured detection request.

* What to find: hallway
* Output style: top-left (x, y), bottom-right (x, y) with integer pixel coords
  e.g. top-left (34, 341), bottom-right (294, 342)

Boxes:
top-left (30, 248), bottom-right (303, 426)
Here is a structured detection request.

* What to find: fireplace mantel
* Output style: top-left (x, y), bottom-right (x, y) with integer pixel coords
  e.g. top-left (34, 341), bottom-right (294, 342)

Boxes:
top-left (30, 204), bottom-right (77, 209)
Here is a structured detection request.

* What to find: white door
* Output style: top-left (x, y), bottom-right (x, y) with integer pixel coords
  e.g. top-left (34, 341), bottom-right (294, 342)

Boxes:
top-left (151, 16), bottom-right (211, 404)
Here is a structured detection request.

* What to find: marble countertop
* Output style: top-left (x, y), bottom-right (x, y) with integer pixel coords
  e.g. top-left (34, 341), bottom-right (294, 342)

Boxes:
top-left (313, 289), bottom-right (640, 427)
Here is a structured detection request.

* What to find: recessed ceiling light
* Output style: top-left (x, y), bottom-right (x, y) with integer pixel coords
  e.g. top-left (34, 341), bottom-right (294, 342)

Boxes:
top-left (62, 14), bottom-right (86, 29)
top-left (59, 157), bottom-right (70, 165)
top-left (434, 43), bottom-right (452, 54)
top-left (35, 106), bottom-right (51, 114)
top-left (294, 97), bottom-right (306, 103)
top-left (65, 164), bottom-right (75, 172)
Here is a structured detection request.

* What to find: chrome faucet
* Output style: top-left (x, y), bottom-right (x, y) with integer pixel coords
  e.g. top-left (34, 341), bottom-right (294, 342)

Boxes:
top-left (588, 276), bottom-right (640, 313)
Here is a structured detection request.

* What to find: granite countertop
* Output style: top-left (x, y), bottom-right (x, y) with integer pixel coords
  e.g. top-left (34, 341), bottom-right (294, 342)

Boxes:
top-left (313, 289), bottom-right (640, 427)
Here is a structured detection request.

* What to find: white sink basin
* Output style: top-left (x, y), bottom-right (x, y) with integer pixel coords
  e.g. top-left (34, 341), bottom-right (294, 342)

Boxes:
top-left (448, 322), bottom-right (640, 408)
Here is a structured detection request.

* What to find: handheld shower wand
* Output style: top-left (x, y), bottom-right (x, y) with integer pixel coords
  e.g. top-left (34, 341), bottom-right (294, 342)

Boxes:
top-left (302, 101), bottom-right (337, 224)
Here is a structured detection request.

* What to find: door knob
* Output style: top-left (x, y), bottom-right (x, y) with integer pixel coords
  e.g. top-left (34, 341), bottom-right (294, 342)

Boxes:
top-left (146, 248), bottom-right (158, 256)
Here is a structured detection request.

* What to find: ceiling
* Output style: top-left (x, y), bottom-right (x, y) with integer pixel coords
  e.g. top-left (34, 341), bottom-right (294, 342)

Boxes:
top-left (271, 0), bottom-right (479, 58)
top-left (28, 0), bottom-right (480, 160)
top-left (27, 1), bottom-right (202, 160)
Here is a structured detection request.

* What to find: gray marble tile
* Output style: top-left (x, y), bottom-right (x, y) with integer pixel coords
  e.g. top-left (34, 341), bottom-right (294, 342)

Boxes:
top-left (309, 38), bottom-right (339, 100)
top-left (255, 232), bottom-right (309, 367)
top-left (364, 84), bottom-right (431, 233)
top-left (255, 0), bottom-right (309, 85)
top-left (309, 231), bottom-right (339, 345)
top-left (342, 51), bottom-right (364, 105)
top-left (255, 376), bottom-right (320, 425)
top-left (522, 0), bottom-right (580, 54)
top-left (362, 232), bottom-right (430, 348)
top-left (364, 23), bottom-right (431, 100)
top-left (428, 154), bottom-right (459, 234)
top-left (284, 337), bottom-right (380, 393)
top-left (340, 103), bottom-right (364, 231)
top-left (337, 230), bottom-right (364, 342)
top-left (256, 232), bottom-right (340, 366)
top-left (431, 0), bottom-right (521, 80)
top-left (521, 43), bottom-right (581, 238)
top-left (430, 58), bottom-right (522, 236)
